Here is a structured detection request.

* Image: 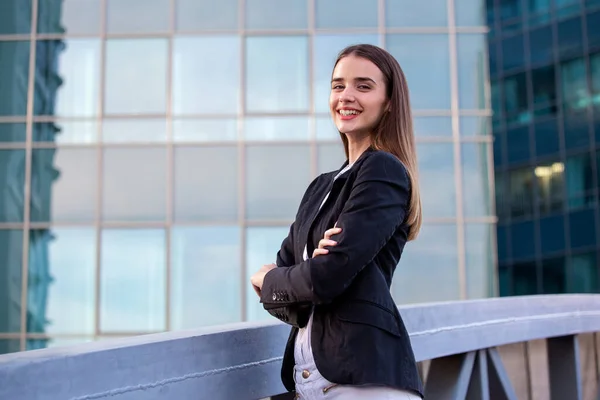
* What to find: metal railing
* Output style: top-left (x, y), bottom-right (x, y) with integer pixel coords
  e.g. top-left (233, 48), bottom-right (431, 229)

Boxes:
top-left (1, 294), bottom-right (600, 399)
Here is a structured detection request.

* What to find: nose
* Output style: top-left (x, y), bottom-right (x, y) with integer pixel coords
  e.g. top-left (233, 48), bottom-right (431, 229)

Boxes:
top-left (338, 87), bottom-right (356, 103)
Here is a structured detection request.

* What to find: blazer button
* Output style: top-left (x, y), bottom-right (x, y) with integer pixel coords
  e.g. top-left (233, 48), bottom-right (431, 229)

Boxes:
top-left (302, 369), bottom-right (310, 379)
top-left (272, 293), bottom-right (277, 301)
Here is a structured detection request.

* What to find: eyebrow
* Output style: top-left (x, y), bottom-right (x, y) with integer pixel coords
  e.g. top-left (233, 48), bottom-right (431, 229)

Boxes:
top-left (331, 77), bottom-right (377, 84)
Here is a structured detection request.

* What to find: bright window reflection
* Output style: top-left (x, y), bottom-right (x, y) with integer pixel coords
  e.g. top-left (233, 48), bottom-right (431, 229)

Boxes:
top-left (315, 116), bottom-right (338, 140)
top-left (38, 0), bottom-right (100, 35)
top-left (315, 0), bottom-right (378, 28)
top-left (417, 143), bottom-right (456, 217)
top-left (173, 119), bottom-right (237, 142)
top-left (246, 0), bottom-right (307, 29)
top-left (462, 143), bottom-right (492, 217)
top-left (455, 0), bottom-right (486, 26)
top-left (244, 117), bottom-right (310, 141)
top-left (40, 121), bottom-right (97, 144)
top-left (176, 0), bottom-right (238, 31)
top-left (457, 34), bottom-right (488, 110)
top-left (317, 143), bottom-right (346, 175)
top-left (100, 229), bottom-right (166, 333)
top-left (102, 119), bottom-right (167, 143)
top-left (386, 0), bottom-right (447, 27)
top-left (171, 226), bottom-right (241, 329)
top-left (465, 224), bottom-right (494, 298)
top-left (413, 117), bottom-right (452, 138)
top-left (106, 0), bottom-right (169, 34)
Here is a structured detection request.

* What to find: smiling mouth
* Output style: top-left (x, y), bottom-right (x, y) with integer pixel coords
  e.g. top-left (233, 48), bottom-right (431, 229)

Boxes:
top-left (338, 109), bottom-right (361, 116)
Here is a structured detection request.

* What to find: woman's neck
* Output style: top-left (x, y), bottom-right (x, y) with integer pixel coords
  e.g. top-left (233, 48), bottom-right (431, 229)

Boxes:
top-left (347, 136), bottom-right (372, 164)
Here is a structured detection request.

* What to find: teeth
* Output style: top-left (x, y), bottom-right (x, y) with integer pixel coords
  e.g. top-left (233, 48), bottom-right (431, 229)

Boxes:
top-left (340, 109), bottom-right (359, 116)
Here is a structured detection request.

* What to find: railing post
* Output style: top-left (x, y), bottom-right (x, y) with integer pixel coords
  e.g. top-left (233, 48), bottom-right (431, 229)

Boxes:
top-left (547, 335), bottom-right (582, 400)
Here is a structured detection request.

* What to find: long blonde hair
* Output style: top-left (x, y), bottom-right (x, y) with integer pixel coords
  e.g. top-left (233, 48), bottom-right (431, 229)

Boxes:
top-left (334, 44), bottom-right (422, 240)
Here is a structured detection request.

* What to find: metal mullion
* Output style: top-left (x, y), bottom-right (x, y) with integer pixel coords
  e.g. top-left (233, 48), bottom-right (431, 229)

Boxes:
top-left (19, 0), bottom-right (38, 352)
top-left (0, 116), bottom-right (28, 123)
top-left (378, 0), bottom-right (386, 48)
top-left (238, 0), bottom-right (248, 322)
top-left (0, 34), bottom-right (31, 41)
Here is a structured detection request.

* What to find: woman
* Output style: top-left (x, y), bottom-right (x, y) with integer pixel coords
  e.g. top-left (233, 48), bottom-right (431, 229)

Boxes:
top-left (250, 44), bottom-right (424, 399)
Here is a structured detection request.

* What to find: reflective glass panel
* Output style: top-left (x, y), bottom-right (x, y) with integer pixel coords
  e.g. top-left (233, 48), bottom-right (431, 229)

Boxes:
top-left (38, 0), bottom-right (101, 35)
top-left (568, 252), bottom-right (599, 293)
top-left (102, 148), bottom-right (167, 222)
top-left (315, 116), bottom-right (338, 141)
top-left (106, 0), bottom-right (169, 34)
top-left (174, 146), bottom-right (238, 222)
top-left (417, 143), bottom-right (456, 217)
top-left (171, 226), bottom-right (241, 329)
top-left (244, 117), bottom-right (310, 141)
top-left (173, 119), bottom-right (237, 142)
top-left (386, 35), bottom-right (451, 109)
top-left (313, 34), bottom-right (379, 114)
top-left (0, 123), bottom-right (26, 142)
top-left (36, 121), bottom-right (97, 144)
top-left (176, 0), bottom-right (238, 31)
top-left (31, 148), bottom-right (97, 223)
top-left (317, 142), bottom-right (346, 175)
top-left (35, 39), bottom-right (101, 118)
top-left (316, 0), bottom-right (378, 28)
top-left (0, 150), bottom-right (25, 223)
top-left (246, 145), bottom-right (311, 220)
top-left (45, 337), bottom-right (93, 349)
top-left (457, 34), bottom-right (488, 110)
top-left (32, 228), bottom-right (96, 335)
top-left (462, 143), bottom-right (492, 217)
top-left (386, 0), bottom-right (447, 27)
top-left (245, 36), bottom-right (309, 113)
top-left (392, 224), bottom-right (459, 303)
top-left (0, 41), bottom-right (30, 117)
top-left (460, 116), bottom-right (490, 136)
top-left (104, 39), bottom-right (168, 115)
top-left (465, 223), bottom-right (495, 299)
top-left (173, 36), bottom-right (240, 115)
top-left (0, 1), bottom-right (31, 34)
top-left (0, 230), bottom-right (24, 334)
top-left (565, 153), bottom-right (594, 209)
top-left (246, 0), bottom-right (307, 29)
top-left (102, 119), bottom-right (167, 143)
top-left (413, 117), bottom-right (452, 138)
top-left (509, 167), bottom-right (534, 218)
top-left (0, 340), bottom-right (21, 355)
top-left (100, 229), bottom-right (166, 332)
top-left (456, 0), bottom-right (486, 26)
top-left (246, 226), bottom-right (289, 321)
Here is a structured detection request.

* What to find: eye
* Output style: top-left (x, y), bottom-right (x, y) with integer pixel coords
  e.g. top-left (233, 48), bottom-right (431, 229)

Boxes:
top-left (357, 84), bottom-right (371, 90)
top-left (332, 84), bottom-right (344, 90)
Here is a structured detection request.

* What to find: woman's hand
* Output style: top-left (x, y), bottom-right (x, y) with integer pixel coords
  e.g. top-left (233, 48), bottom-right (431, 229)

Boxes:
top-left (312, 226), bottom-right (342, 258)
top-left (250, 263), bottom-right (277, 296)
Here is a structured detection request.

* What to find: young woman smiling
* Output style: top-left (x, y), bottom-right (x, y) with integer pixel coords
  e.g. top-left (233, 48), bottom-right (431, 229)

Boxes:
top-left (250, 44), bottom-right (424, 400)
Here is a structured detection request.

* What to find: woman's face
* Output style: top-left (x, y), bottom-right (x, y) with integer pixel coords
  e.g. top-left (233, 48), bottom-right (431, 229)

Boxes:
top-left (329, 55), bottom-right (389, 138)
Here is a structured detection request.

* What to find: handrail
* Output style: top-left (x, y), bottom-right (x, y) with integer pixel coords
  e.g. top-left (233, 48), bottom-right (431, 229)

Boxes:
top-left (1, 294), bottom-right (600, 399)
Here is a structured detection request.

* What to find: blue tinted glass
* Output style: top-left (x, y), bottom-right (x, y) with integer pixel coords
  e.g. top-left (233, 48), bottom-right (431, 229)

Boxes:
top-left (529, 26), bottom-right (553, 66)
top-left (0, 1), bottom-right (31, 34)
top-left (489, 41), bottom-right (498, 79)
top-left (565, 153), bottom-right (594, 209)
top-left (244, 117), bottom-right (310, 141)
top-left (414, 117), bottom-right (452, 138)
top-left (462, 143), bottom-right (492, 217)
top-left (495, 171), bottom-right (507, 218)
top-left (557, 17), bottom-right (583, 59)
top-left (499, 0), bottom-right (522, 22)
top-left (0, 230), bottom-right (24, 334)
top-left (569, 252), bottom-right (599, 293)
top-left (541, 257), bottom-right (566, 294)
top-left (493, 130), bottom-right (504, 167)
top-left (35, 39), bottom-right (101, 117)
top-left (386, 35), bottom-right (451, 109)
top-left (535, 160), bottom-right (564, 215)
top-left (506, 126), bottom-right (531, 163)
top-left (173, 36), bottom-right (240, 115)
top-left (465, 223), bottom-right (495, 298)
top-left (313, 34), bottom-right (379, 114)
top-left (173, 119), bottom-right (237, 142)
top-left (511, 220), bottom-right (536, 260)
top-left (531, 65), bottom-right (556, 117)
top-left (100, 229), bottom-right (166, 332)
top-left (0, 41), bottom-right (30, 117)
top-left (587, 12), bottom-right (600, 50)
top-left (417, 143), bottom-right (456, 217)
top-left (501, 34), bottom-right (525, 72)
top-left (534, 118), bottom-right (559, 157)
top-left (246, 36), bottom-right (309, 113)
top-left (315, 116), bottom-right (338, 140)
top-left (38, 0), bottom-right (100, 35)
top-left (176, 0), bottom-right (238, 31)
top-left (31, 148), bottom-right (97, 223)
top-left (317, 0), bottom-right (378, 28)
top-left (457, 34), bottom-right (488, 110)
top-left (386, 0), bottom-right (447, 27)
top-left (0, 150), bottom-right (25, 223)
top-left (171, 226), bottom-right (241, 329)
top-left (539, 215), bottom-right (565, 254)
top-left (508, 167), bottom-right (534, 218)
top-left (461, 116), bottom-right (490, 136)
top-left (569, 209), bottom-right (597, 249)
top-left (560, 57), bottom-right (588, 114)
top-left (564, 112), bottom-right (590, 150)
top-left (392, 224), bottom-right (459, 304)
top-left (0, 123), bottom-right (26, 142)
top-left (104, 39), bottom-right (168, 115)
top-left (512, 262), bottom-right (539, 295)
top-left (106, 0), bottom-right (169, 34)
top-left (247, 0), bottom-right (307, 29)
top-left (28, 228), bottom-right (96, 335)
top-left (496, 225), bottom-right (508, 262)
top-left (246, 227), bottom-right (289, 322)
top-left (455, 0), bottom-right (486, 26)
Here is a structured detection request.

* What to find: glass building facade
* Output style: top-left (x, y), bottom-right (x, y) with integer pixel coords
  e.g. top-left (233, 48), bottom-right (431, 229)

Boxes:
top-left (0, 0), bottom-right (492, 354)
top-left (490, 0), bottom-right (600, 296)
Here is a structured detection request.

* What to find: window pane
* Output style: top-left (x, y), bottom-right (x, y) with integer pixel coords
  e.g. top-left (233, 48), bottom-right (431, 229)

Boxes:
top-left (0, 340), bottom-right (21, 355)
top-left (465, 223), bottom-right (495, 299)
top-left (386, 0), bottom-right (447, 27)
top-left (512, 262), bottom-right (539, 295)
top-left (106, 0), bottom-right (169, 34)
top-left (0, 230), bottom-right (24, 334)
top-left (102, 118), bottom-right (167, 143)
top-left (457, 34), bottom-right (488, 110)
top-left (461, 116), bottom-right (490, 136)
top-left (569, 252), bottom-right (599, 293)
top-left (35, 39), bottom-right (101, 118)
top-left (531, 65), bottom-right (557, 117)
top-left (176, 0), bottom-right (238, 31)
top-left (392, 224), bottom-right (459, 303)
top-left (173, 119), bottom-right (237, 142)
top-left (33, 228), bottom-right (96, 335)
top-left (462, 143), bottom-right (492, 217)
top-left (503, 73), bottom-right (530, 124)
top-left (0, 123), bottom-right (26, 142)
top-left (565, 153), bottom-right (594, 209)
top-left (386, 35), bottom-right (451, 109)
top-left (456, 0), bottom-right (486, 26)
top-left (104, 39), bottom-right (168, 115)
top-left (561, 57), bottom-right (589, 114)
top-left (246, 36), bottom-right (309, 113)
top-left (246, 0), bottom-right (307, 29)
top-left (557, 17), bottom-right (583, 59)
top-left (0, 1), bottom-right (31, 34)
top-left (317, 142), bottom-right (346, 175)
top-left (313, 34), bottom-right (379, 114)
top-left (0, 41), bottom-right (30, 117)
top-left (100, 229), bottom-right (166, 332)
top-left (174, 146), bottom-right (238, 222)
top-left (316, 0), bottom-right (378, 28)
top-left (38, 0), bottom-right (100, 35)
top-left (511, 220), bottom-right (536, 260)
top-left (529, 26), bottom-right (554, 66)
top-left (414, 117), bottom-right (452, 138)
top-left (417, 143), bottom-right (456, 218)
top-left (31, 148), bottom-right (97, 223)
top-left (171, 226), bottom-right (241, 329)
top-left (36, 121), bottom-right (97, 144)
top-left (246, 226), bottom-right (289, 322)
top-left (501, 34), bottom-right (525, 72)
top-left (315, 116), bottom-right (338, 141)
top-left (534, 118), bottom-right (559, 157)
top-left (508, 167), bottom-right (534, 218)
top-left (45, 337), bottom-right (93, 349)
top-left (0, 150), bottom-right (25, 223)
top-left (244, 117), bottom-right (310, 141)
top-left (535, 160), bottom-right (564, 214)
top-left (539, 214), bottom-right (565, 253)
top-left (173, 36), bottom-right (240, 115)
top-left (102, 148), bottom-right (167, 222)
top-left (569, 209), bottom-right (596, 249)
top-left (542, 257), bottom-right (566, 294)
top-left (246, 145), bottom-right (311, 220)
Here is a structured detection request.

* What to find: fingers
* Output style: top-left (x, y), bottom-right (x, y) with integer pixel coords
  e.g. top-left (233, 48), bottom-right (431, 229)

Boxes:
top-left (323, 227), bottom-right (342, 240)
top-left (312, 248), bottom-right (329, 258)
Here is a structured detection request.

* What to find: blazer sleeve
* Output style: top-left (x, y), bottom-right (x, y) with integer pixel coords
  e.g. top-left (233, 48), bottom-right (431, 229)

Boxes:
top-left (275, 222), bottom-right (295, 267)
top-left (260, 152), bottom-right (410, 306)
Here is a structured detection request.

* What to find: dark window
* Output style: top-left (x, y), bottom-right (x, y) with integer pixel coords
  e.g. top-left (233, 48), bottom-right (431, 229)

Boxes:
top-left (506, 125), bottom-right (531, 163)
top-left (489, 41), bottom-right (498, 78)
top-left (569, 209), bottom-right (597, 249)
top-left (511, 220), bottom-right (537, 260)
top-left (565, 153), bottom-right (595, 209)
top-left (568, 252), bottom-right (599, 293)
top-left (527, 0), bottom-right (551, 26)
top-left (508, 167), bottom-right (534, 217)
top-left (529, 26), bottom-right (554, 66)
top-left (486, 0), bottom-right (495, 26)
top-left (512, 261), bottom-right (539, 295)
top-left (586, 11), bottom-right (600, 50)
top-left (498, 264), bottom-right (511, 296)
top-left (497, 225), bottom-right (509, 262)
top-left (564, 110), bottom-right (590, 150)
top-left (539, 214), bottom-right (566, 254)
top-left (503, 73), bottom-right (530, 124)
top-left (531, 65), bottom-right (556, 116)
top-left (501, 34), bottom-right (525, 71)
top-left (560, 57), bottom-right (589, 114)
top-left (534, 118), bottom-right (560, 157)
top-left (542, 256), bottom-right (566, 294)
top-left (535, 160), bottom-right (565, 214)
top-left (496, 171), bottom-right (507, 218)
top-left (557, 17), bottom-right (584, 60)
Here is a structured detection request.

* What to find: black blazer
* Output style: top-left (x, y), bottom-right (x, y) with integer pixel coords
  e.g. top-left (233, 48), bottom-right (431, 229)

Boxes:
top-left (259, 148), bottom-right (424, 398)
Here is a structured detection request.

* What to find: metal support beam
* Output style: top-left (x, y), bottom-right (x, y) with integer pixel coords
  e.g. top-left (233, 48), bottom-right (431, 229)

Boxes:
top-left (467, 350), bottom-right (489, 400)
top-left (487, 348), bottom-right (518, 400)
top-left (425, 352), bottom-right (476, 399)
top-left (547, 335), bottom-right (582, 400)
